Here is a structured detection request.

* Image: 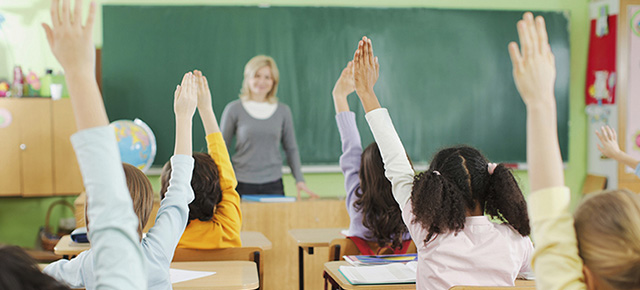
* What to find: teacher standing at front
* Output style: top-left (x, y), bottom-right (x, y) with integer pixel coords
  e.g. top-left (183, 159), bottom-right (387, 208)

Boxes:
top-left (220, 55), bottom-right (318, 199)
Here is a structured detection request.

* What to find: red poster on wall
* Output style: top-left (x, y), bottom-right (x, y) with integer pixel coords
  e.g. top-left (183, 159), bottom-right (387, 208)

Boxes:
top-left (586, 7), bottom-right (617, 105)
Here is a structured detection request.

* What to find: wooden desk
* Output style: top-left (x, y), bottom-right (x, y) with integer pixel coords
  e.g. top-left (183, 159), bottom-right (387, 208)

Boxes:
top-left (54, 235), bottom-right (90, 259)
top-left (172, 261), bottom-right (259, 290)
top-left (289, 228), bottom-right (346, 290)
top-left (241, 231), bottom-right (272, 250)
top-left (323, 262), bottom-right (536, 290)
top-left (322, 261), bottom-right (415, 290)
top-left (39, 261), bottom-right (259, 290)
top-left (54, 231), bottom-right (272, 258)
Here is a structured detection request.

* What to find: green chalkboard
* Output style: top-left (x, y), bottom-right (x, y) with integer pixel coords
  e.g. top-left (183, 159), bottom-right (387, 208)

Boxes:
top-left (102, 6), bottom-right (569, 166)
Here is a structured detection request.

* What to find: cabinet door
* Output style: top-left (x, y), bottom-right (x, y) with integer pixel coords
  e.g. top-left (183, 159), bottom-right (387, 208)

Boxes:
top-left (0, 99), bottom-right (23, 196)
top-left (52, 99), bottom-right (83, 195)
top-left (19, 99), bottom-right (54, 196)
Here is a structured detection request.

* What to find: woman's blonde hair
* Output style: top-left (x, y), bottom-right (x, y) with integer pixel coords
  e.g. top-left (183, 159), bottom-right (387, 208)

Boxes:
top-left (239, 55), bottom-right (279, 104)
top-left (574, 189), bottom-right (640, 289)
top-left (122, 163), bottom-right (154, 239)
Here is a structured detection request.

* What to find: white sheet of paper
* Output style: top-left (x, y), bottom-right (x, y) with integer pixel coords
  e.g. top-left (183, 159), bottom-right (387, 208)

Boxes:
top-left (170, 268), bottom-right (216, 284)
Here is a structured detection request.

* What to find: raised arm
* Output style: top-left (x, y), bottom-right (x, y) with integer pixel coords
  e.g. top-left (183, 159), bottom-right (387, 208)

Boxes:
top-left (354, 37), bottom-right (414, 208)
top-left (595, 126), bottom-right (640, 173)
top-left (333, 61), bottom-right (355, 114)
top-left (508, 13), bottom-right (563, 191)
top-left (510, 12), bottom-right (584, 290)
top-left (144, 72), bottom-right (196, 260)
top-left (42, 0), bottom-right (145, 288)
top-left (197, 70), bottom-right (242, 244)
top-left (333, 61), bottom-right (362, 210)
top-left (195, 70), bottom-right (220, 134)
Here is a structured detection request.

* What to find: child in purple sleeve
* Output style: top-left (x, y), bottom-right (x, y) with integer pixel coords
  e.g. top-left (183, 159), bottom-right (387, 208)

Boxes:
top-left (332, 61), bottom-right (410, 252)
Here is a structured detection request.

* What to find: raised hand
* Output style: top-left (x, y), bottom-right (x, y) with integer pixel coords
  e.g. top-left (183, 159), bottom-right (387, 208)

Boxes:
top-left (296, 181), bottom-right (319, 200)
top-left (174, 72), bottom-right (198, 119)
top-left (174, 72), bottom-right (197, 156)
top-left (333, 61), bottom-right (356, 99)
top-left (511, 12), bottom-right (564, 191)
top-left (353, 36), bottom-right (381, 113)
top-left (508, 12), bottom-right (556, 108)
top-left (193, 70), bottom-right (220, 134)
top-left (43, 0), bottom-right (96, 75)
top-left (595, 126), bottom-right (640, 170)
top-left (194, 70), bottom-right (213, 111)
top-left (332, 61), bottom-right (355, 113)
top-left (596, 126), bottom-right (621, 158)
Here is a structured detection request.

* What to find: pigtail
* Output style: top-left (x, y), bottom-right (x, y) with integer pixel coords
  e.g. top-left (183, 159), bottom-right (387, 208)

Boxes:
top-left (483, 164), bottom-right (531, 236)
top-left (412, 170), bottom-right (468, 243)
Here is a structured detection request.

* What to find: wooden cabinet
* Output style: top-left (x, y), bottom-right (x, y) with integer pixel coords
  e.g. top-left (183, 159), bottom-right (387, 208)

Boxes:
top-left (0, 98), bottom-right (83, 196)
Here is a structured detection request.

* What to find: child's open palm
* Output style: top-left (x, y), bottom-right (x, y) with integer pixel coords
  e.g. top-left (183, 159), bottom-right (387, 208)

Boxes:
top-left (508, 13), bottom-right (556, 107)
top-left (42, 0), bottom-right (96, 75)
top-left (353, 37), bottom-right (379, 97)
top-left (332, 61), bottom-right (355, 99)
top-left (595, 126), bottom-right (622, 158)
top-left (174, 72), bottom-right (198, 119)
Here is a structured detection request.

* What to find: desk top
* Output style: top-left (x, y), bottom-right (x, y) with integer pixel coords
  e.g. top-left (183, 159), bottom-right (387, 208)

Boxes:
top-left (324, 261), bottom-right (415, 290)
top-left (288, 228), bottom-right (345, 248)
top-left (55, 231), bottom-right (272, 256)
top-left (39, 261), bottom-right (258, 290)
top-left (240, 231), bottom-right (272, 250)
top-left (172, 261), bottom-right (258, 290)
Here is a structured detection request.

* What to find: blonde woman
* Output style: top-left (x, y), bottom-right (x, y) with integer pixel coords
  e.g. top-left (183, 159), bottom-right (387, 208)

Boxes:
top-left (220, 55), bottom-right (318, 199)
top-left (510, 12), bottom-right (640, 290)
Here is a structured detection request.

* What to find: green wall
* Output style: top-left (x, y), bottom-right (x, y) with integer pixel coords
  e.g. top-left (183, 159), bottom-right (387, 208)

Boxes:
top-left (0, 0), bottom-right (589, 248)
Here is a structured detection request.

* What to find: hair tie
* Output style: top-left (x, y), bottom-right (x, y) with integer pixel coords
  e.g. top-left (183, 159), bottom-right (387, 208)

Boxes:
top-left (433, 170), bottom-right (441, 176)
top-left (487, 163), bottom-right (498, 175)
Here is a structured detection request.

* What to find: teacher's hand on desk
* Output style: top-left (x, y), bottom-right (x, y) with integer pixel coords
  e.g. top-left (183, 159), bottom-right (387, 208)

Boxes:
top-left (296, 181), bottom-right (319, 200)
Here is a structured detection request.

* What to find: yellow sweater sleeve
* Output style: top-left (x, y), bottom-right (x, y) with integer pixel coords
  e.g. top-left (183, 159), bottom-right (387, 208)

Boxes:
top-left (206, 132), bottom-right (242, 247)
top-left (528, 186), bottom-right (585, 290)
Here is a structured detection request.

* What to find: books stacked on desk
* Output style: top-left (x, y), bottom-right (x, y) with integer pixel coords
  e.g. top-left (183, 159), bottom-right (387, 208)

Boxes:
top-left (339, 254), bottom-right (418, 285)
top-left (343, 253), bottom-right (417, 266)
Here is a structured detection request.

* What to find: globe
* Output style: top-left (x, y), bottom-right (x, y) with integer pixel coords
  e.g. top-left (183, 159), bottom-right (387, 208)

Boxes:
top-left (110, 118), bottom-right (157, 173)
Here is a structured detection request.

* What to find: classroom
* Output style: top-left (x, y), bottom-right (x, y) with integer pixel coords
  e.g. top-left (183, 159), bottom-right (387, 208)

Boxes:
top-left (1, 0), bottom-right (639, 289)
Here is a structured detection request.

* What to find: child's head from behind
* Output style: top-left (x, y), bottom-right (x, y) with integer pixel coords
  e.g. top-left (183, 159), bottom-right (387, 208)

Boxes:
top-left (574, 189), bottom-right (640, 290)
top-left (160, 152), bottom-right (222, 222)
top-left (122, 163), bottom-right (154, 238)
top-left (412, 145), bottom-right (530, 243)
top-left (85, 163), bottom-right (153, 240)
top-left (355, 142), bottom-right (409, 249)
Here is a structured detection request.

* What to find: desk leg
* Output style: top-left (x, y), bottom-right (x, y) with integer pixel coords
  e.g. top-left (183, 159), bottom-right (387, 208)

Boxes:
top-left (323, 270), bottom-right (343, 290)
top-left (298, 246), bottom-right (304, 290)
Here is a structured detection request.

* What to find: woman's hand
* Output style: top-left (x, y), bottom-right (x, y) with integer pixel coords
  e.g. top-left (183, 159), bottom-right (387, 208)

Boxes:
top-left (296, 182), bottom-right (319, 200)
top-left (508, 13), bottom-right (556, 109)
top-left (353, 36), bottom-right (381, 113)
top-left (332, 61), bottom-right (355, 113)
top-left (42, 0), bottom-right (96, 76)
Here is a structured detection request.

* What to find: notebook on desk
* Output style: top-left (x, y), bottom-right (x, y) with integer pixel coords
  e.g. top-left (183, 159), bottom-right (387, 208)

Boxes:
top-left (242, 195), bottom-right (296, 203)
top-left (338, 262), bottom-right (417, 285)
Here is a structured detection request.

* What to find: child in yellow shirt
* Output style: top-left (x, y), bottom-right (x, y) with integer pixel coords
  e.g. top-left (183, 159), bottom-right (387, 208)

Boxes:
top-left (160, 70), bottom-right (242, 249)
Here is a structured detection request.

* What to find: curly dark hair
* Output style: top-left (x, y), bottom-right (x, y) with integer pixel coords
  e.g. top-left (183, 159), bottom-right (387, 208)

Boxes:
top-left (160, 152), bottom-right (222, 223)
top-left (354, 143), bottom-right (409, 250)
top-left (411, 145), bottom-right (530, 244)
